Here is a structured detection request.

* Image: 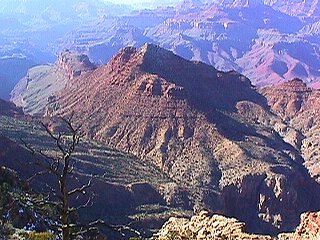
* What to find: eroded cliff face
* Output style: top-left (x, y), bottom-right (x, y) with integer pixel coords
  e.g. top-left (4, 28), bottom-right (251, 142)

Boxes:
top-left (220, 171), bottom-right (320, 233)
top-left (260, 79), bottom-right (312, 121)
top-left (261, 80), bottom-right (320, 184)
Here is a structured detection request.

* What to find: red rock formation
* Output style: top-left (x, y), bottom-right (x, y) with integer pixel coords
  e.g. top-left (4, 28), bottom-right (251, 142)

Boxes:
top-left (9, 45), bottom-right (320, 235)
top-left (260, 79), bottom-right (312, 121)
top-left (153, 211), bottom-right (273, 240)
top-left (57, 50), bottom-right (96, 79)
top-left (261, 79), bottom-right (320, 183)
top-left (51, 45), bottom-right (320, 234)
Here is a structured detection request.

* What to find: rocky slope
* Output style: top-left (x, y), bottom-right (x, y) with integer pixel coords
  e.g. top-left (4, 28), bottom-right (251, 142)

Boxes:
top-left (261, 79), bottom-right (320, 184)
top-left (16, 45), bottom-right (318, 234)
top-left (153, 210), bottom-right (320, 240)
top-left (0, 98), bottom-right (23, 116)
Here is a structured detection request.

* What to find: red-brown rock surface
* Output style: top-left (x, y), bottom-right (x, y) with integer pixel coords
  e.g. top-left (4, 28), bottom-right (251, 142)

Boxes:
top-left (10, 45), bottom-right (320, 235)
top-left (47, 45), bottom-right (320, 234)
top-left (153, 211), bottom-right (273, 240)
top-left (295, 212), bottom-right (320, 238)
top-left (260, 79), bottom-right (312, 121)
top-left (261, 79), bottom-right (320, 183)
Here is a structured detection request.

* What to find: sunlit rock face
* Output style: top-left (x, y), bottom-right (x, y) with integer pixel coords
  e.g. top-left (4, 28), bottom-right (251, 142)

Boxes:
top-left (14, 45), bottom-right (318, 234)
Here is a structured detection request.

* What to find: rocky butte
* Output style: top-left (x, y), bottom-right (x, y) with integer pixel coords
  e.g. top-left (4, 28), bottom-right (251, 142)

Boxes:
top-left (11, 44), bottom-right (320, 236)
top-left (11, 51), bottom-right (96, 116)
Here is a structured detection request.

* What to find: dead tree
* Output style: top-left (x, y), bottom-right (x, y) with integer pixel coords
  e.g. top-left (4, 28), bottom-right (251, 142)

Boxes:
top-left (21, 115), bottom-right (142, 240)
top-left (22, 115), bottom-right (98, 240)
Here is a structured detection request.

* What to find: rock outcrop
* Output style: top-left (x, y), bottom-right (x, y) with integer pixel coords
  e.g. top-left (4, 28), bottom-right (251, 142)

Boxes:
top-left (261, 79), bottom-right (320, 184)
top-left (57, 50), bottom-right (96, 80)
top-left (260, 79), bottom-right (312, 121)
top-left (154, 211), bottom-right (320, 240)
top-left (154, 211), bottom-right (272, 239)
top-left (294, 212), bottom-right (320, 239)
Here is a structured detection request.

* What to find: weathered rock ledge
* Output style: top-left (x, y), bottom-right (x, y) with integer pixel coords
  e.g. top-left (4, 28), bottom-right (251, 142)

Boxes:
top-left (153, 211), bottom-right (320, 240)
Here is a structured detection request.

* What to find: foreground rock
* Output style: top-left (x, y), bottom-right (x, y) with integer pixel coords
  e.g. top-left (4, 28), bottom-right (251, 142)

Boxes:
top-left (154, 211), bottom-right (320, 240)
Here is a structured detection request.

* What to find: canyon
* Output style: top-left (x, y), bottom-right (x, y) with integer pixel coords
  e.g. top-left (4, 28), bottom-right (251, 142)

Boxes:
top-left (8, 45), bottom-right (320, 237)
top-left (1, 1), bottom-right (320, 239)
top-left (1, 0), bottom-right (320, 100)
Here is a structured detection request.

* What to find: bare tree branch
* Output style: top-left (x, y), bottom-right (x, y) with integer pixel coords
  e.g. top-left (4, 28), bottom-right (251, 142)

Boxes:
top-left (26, 170), bottom-right (51, 183)
top-left (19, 115), bottom-right (140, 240)
top-left (68, 176), bottom-right (95, 196)
top-left (68, 196), bottom-right (93, 214)
top-left (21, 138), bottom-right (60, 177)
